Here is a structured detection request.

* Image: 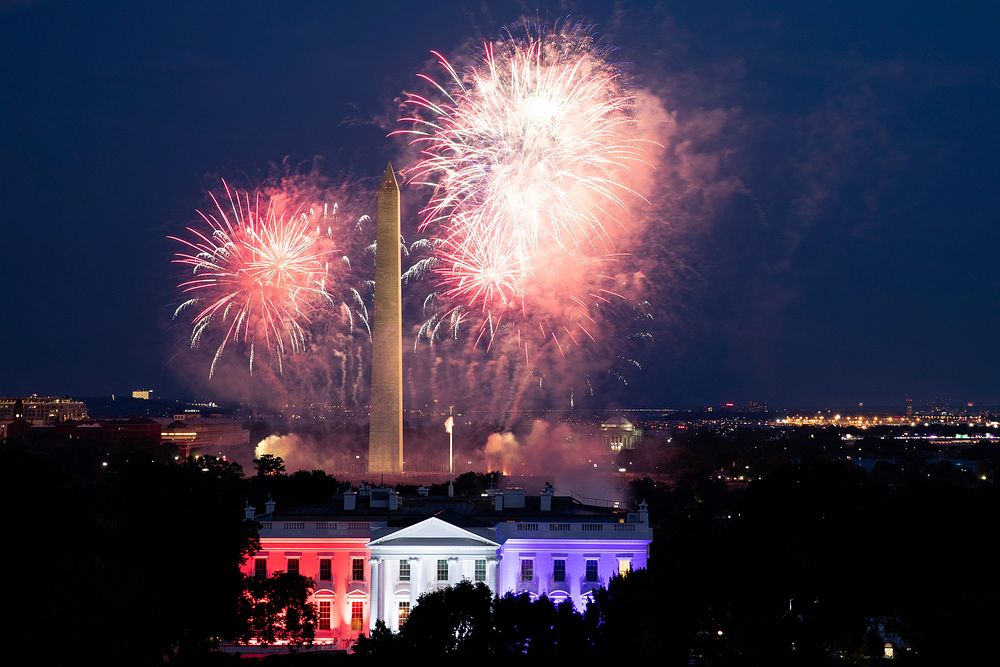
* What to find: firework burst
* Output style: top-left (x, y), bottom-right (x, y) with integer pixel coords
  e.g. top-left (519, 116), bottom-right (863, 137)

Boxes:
top-left (396, 23), bottom-right (662, 413)
top-left (171, 180), bottom-right (350, 378)
top-left (395, 23), bottom-right (650, 328)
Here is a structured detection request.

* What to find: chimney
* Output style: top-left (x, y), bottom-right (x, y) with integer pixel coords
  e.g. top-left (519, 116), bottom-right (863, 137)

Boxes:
top-left (388, 489), bottom-right (399, 510)
top-left (638, 500), bottom-right (649, 525)
top-left (504, 488), bottom-right (525, 508)
top-left (264, 495), bottom-right (276, 515)
top-left (244, 501), bottom-right (256, 520)
top-left (494, 491), bottom-right (504, 511)
top-left (540, 482), bottom-right (554, 512)
top-left (344, 490), bottom-right (357, 511)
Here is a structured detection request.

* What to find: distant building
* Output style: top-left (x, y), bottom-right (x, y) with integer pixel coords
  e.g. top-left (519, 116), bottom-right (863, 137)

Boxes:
top-left (242, 483), bottom-right (651, 645)
top-left (100, 417), bottom-right (161, 444)
top-left (0, 396), bottom-right (88, 425)
top-left (905, 398), bottom-right (913, 418)
top-left (131, 389), bottom-right (154, 400)
top-left (747, 400), bottom-right (769, 413)
top-left (600, 416), bottom-right (643, 452)
top-left (157, 416), bottom-right (249, 456)
top-left (3, 417), bottom-right (160, 444)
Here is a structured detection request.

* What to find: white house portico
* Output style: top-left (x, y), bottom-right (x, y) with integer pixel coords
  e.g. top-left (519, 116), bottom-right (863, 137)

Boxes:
top-left (366, 516), bottom-right (501, 631)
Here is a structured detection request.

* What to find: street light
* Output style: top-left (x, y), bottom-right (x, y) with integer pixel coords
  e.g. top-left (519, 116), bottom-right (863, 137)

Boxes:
top-left (444, 405), bottom-right (455, 482)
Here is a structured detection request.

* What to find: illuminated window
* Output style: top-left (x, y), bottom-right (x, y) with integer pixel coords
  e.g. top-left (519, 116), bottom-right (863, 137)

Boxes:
top-left (399, 560), bottom-right (410, 581)
top-left (553, 559), bottom-right (566, 582)
top-left (475, 559), bottom-right (487, 582)
top-left (618, 559), bottom-right (631, 577)
top-left (352, 558), bottom-right (365, 582)
top-left (318, 600), bottom-right (331, 630)
top-left (351, 601), bottom-right (364, 632)
top-left (319, 558), bottom-right (332, 581)
top-left (254, 558), bottom-right (267, 579)
top-left (585, 559), bottom-right (599, 582)
top-left (437, 559), bottom-right (449, 581)
top-left (287, 558), bottom-right (299, 575)
top-left (398, 601), bottom-right (410, 627)
top-left (520, 559), bottom-right (534, 582)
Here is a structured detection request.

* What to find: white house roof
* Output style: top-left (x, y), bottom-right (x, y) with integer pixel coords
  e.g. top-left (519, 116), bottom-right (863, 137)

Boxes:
top-left (368, 516), bottom-right (500, 548)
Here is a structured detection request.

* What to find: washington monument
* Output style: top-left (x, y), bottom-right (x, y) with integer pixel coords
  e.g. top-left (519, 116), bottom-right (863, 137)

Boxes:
top-left (368, 163), bottom-right (403, 473)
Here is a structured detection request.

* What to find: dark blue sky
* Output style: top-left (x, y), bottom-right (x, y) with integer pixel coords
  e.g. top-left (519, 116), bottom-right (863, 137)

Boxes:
top-left (2, 0), bottom-right (997, 408)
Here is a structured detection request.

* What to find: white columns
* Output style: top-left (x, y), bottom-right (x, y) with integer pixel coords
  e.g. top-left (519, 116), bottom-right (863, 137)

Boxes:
top-left (487, 556), bottom-right (500, 595)
top-left (369, 558), bottom-right (381, 631)
top-left (410, 557), bottom-right (422, 605)
top-left (448, 556), bottom-right (459, 586)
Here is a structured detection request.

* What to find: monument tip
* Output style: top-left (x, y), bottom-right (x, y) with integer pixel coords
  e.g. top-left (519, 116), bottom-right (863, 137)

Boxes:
top-left (381, 162), bottom-right (398, 190)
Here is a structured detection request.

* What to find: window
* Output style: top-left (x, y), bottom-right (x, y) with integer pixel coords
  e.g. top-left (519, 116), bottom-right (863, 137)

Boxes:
top-left (520, 559), bottom-right (534, 582)
top-left (319, 558), bottom-right (332, 581)
top-left (287, 558), bottom-right (299, 575)
top-left (351, 601), bottom-right (364, 632)
top-left (399, 559), bottom-right (410, 581)
top-left (475, 559), bottom-right (487, 582)
top-left (618, 558), bottom-right (632, 577)
top-left (318, 600), bottom-right (331, 630)
top-left (585, 559), bottom-right (599, 582)
top-left (398, 601), bottom-right (410, 627)
top-left (436, 559), bottom-right (449, 581)
top-left (553, 559), bottom-right (566, 582)
top-left (254, 558), bottom-right (267, 579)
top-left (352, 558), bottom-right (365, 582)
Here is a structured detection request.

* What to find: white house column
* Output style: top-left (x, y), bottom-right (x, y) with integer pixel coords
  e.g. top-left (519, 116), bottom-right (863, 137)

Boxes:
top-left (369, 558), bottom-right (381, 631)
top-left (487, 556), bottom-right (500, 595)
top-left (448, 556), bottom-right (459, 585)
top-left (409, 557), bottom-right (422, 605)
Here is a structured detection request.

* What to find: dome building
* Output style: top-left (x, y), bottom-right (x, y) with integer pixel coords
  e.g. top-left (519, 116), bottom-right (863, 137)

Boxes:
top-left (600, 415), bottom-right (643, 452)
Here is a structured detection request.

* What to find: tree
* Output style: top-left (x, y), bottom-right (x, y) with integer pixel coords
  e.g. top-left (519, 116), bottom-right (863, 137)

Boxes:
top-left (352, 620), bottom-right (401, 659)
top-left (493, 592), bottom-right (591, 659)
top-left (235, 571), bottom-right (317, 647)
top-left (397, 580), bottom-right (493, 657)
top-left (253, 454), bottom-right (286, 477)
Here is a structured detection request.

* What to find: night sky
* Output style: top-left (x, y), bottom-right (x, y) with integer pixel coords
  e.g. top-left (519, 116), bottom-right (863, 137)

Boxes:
top-left (2, 0), bottom-right (998, 408)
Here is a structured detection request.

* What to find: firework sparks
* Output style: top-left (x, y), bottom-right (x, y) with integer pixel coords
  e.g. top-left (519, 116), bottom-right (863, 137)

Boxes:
top-left (396, 23), bottom-right (664, 414)
top-left (395, 23), bottom-right (650, 324)
top-left (171, 180), bottom-right (340, 378)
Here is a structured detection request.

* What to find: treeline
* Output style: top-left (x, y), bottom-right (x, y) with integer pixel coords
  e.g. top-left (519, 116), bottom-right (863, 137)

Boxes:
top-left (344, 461), bottom-right (1000, 666)
top-left (4, 432), bottom-right (999, 665)
top-left (626, 461), bottom-right (1000, 665)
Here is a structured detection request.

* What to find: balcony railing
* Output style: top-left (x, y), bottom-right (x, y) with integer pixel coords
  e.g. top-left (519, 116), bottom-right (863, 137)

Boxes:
top-left (498, 521), bottom-right (651, 540)
top-left (259, 520), bottom-right (380, 536)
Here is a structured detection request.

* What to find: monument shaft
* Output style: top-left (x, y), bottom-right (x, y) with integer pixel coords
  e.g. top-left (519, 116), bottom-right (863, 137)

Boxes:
top-left (368, 164), bottom-right (403, 473)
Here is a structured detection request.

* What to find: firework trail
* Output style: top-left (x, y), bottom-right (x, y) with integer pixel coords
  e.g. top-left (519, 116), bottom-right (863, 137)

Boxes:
top-left (170, 179), bottom-right (370, 379)
top-left (395, 23), bottom-right (660, 414)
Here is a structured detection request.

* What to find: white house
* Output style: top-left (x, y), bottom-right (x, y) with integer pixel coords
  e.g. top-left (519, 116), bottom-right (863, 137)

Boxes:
top-left (242, 483), bottom-right (652, 644)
